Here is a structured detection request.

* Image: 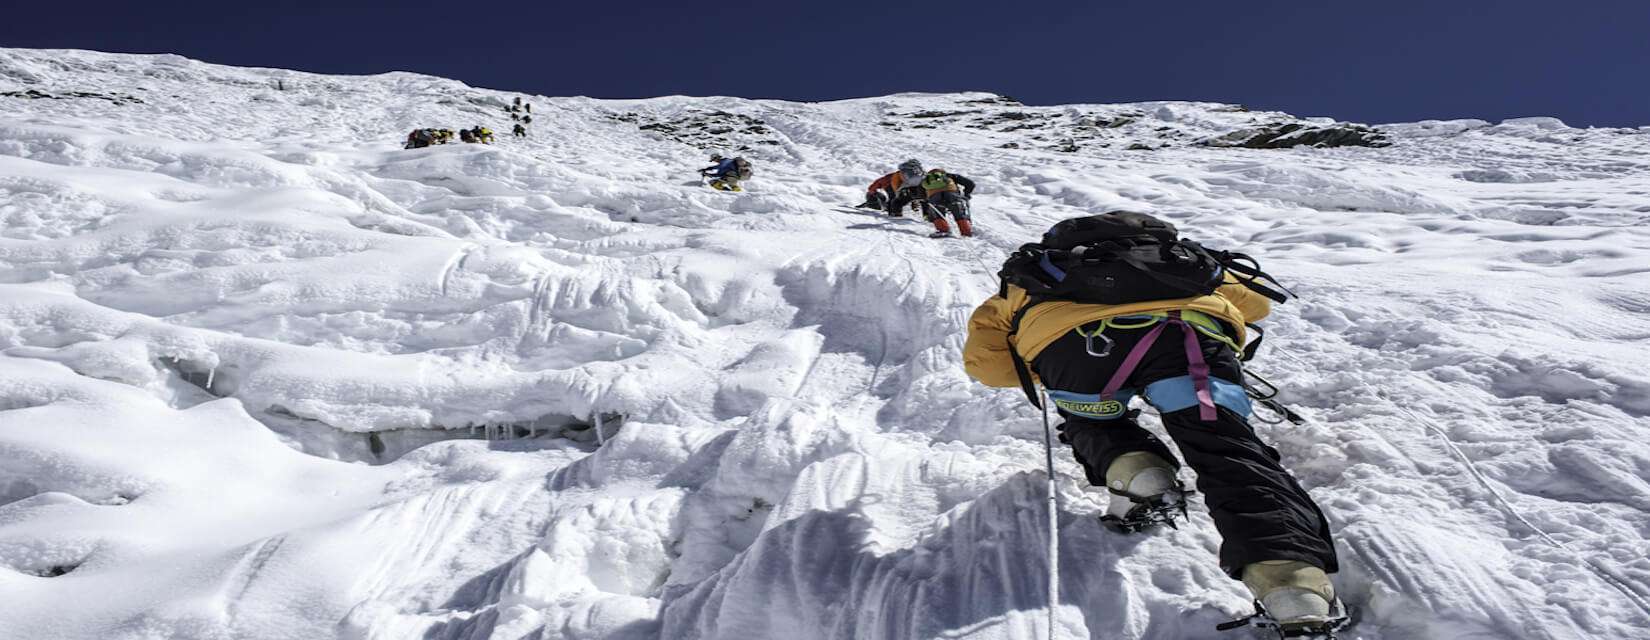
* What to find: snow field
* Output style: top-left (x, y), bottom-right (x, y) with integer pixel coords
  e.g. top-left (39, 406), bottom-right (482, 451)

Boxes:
top-left (1, 49), bottom-right (1649, 639)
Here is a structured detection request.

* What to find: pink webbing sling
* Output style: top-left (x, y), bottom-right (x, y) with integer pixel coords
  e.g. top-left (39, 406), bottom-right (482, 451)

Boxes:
top-left (1098, 311), bottom-right (1218, 421)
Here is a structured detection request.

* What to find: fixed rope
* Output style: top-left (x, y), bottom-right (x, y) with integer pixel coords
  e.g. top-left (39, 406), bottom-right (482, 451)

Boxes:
top-left (1268, 345), bottom-right (1650, 620)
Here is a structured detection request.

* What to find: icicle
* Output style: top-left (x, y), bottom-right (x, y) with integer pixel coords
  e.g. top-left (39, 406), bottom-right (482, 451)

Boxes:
top-left (594, 413), bottom-right (606, 446)
top-left (205, 367), bottom-right (216, 391)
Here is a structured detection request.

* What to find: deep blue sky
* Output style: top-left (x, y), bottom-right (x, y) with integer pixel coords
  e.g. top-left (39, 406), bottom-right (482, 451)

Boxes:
top-left (4, 0), bottom-right (1646, 126)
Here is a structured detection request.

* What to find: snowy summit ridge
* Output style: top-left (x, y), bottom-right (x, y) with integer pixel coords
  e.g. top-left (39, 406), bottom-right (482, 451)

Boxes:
top-left (1, 48), bottom-right (1649, 640)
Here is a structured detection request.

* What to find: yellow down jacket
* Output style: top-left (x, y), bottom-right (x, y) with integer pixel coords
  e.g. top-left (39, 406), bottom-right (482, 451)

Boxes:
top-left (962, 278), bottom-right (1272, 389)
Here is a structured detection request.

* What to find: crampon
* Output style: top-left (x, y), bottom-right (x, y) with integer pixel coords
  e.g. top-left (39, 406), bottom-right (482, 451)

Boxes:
top-left (1217, 599), bottom-right (1351, 639)
top-left (1099, 489), bottom-right (1191, 534)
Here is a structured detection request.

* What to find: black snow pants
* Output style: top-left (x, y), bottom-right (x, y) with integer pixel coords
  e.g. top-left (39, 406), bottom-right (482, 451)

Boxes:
top-left (1032, 319), bottom-right (1339, 577)
top-left (926, 191), bottom-right (971, 222)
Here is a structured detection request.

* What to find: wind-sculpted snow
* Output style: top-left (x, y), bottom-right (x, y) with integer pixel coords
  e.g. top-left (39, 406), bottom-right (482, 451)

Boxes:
top-left (2, 48), bottom-right (1649, 639)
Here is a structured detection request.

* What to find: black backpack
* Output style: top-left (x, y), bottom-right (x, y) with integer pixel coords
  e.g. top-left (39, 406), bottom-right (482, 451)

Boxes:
top-left (998, 211), bottom-right (1293, 406)
top-left (1000, 211), bottom-right (1289, 307)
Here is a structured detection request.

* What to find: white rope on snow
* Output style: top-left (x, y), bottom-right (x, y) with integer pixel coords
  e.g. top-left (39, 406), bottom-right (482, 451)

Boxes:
top-left (1392, 402), bottom-right (1650, 619)
top-left (1268, 345), bottom-right (1650, 620)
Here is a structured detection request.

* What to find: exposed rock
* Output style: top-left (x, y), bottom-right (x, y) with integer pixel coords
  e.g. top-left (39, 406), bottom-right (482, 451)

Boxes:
top-left (631, 110), bottom-right (781, 151)
top-left (1, 88), bottom-right (143, 105)
top-left (960, 94), bottom-right (1023, 106)
top-left (1202, 122), bottom-right (1391, 149)
top-left (908, 110), bottom-right (972, 119)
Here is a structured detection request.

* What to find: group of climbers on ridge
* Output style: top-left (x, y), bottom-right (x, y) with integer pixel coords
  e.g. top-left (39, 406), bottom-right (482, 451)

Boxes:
top-left (403, 96), bottom-right (534, 149)
top-left (508, 97), bottom-right (532, 138)
top-left (405, 126), bottom-right (493, 149)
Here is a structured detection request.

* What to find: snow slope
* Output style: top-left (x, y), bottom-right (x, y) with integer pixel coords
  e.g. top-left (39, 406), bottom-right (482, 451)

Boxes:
top-left (2, 49), bottom-right (1649, 640)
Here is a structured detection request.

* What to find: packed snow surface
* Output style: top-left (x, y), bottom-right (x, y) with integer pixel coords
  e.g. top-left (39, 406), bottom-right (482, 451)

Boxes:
top-left (2, 49), bottom-right (1649, 640)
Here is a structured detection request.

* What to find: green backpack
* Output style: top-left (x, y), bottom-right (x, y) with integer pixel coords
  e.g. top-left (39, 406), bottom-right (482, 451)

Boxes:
top-left (922, 170), bottom-right (953, 191)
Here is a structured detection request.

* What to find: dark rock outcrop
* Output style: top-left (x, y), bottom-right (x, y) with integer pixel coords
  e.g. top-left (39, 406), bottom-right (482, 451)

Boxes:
top-left (1203, 122), bottom-right (1390, 149)
top-left (1, 89), bottom-right (144, 105)
top-left (627, 110), bottom-right (781, 151)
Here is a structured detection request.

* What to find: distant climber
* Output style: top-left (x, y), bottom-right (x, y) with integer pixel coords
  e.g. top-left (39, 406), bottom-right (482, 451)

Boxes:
top-left (434, 129), bottom-right (454, 145)
top-left (512, 123), bottom-right (527, 138)
top-left (964, 211), bottom-right (1345, 637)
top-left (476, 126), bottom-right (495, 144)
top-left (700, 153), bottom-right (752, 192)
top-left (459, 128), bottom-right (477, 143)
top-left (917, 168), bottom-right (976, 238)
top-left (524, 102), bottom-right (531, 114)
top-left (523, 114), bottom-right (533, 125)
top-left (404, 128), bottom-right (435, 149)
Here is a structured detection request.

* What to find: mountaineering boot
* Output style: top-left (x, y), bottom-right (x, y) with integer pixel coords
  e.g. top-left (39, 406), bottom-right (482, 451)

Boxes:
top-left (929, 217), bottom-right (953, 238)
top-left (1244, 560), bottom-right (1335, 621)
top-left (1105, 451), bottom-right (1176, 495)
top-left (1226, 560), bottom-right (1348, 637)
top-left (1099, 451), bottom-right (1188, 532)
top-left (957, 219), bottom-right (974, 237)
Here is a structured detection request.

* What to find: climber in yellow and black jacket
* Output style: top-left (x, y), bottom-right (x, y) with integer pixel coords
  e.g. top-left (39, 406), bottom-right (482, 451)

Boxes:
top-left (963, 211), bottom-right (1344, 632)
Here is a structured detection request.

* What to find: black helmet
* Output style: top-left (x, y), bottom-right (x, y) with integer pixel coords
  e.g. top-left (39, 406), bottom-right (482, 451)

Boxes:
top-left (710, 153), bottom-right (726, 162)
